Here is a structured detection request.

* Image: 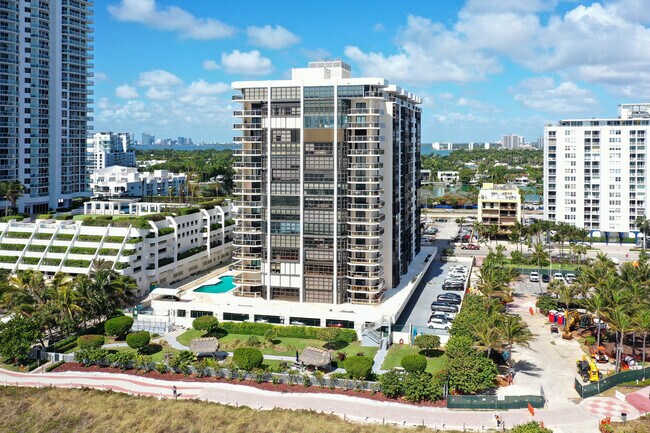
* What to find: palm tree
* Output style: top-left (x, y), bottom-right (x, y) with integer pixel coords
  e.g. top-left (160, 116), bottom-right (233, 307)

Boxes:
top-left (473, 320), bottom-right (503, 359)
top-left (0, 181), bottom-right (25, 215)
top-left (497, 314), bottom-right (535, 368)
top-left (509, 221), bottom-right (525, 253)
top-left (52, 282), bottom-right (83, 334)
top-left (187, 182), bottom-right (201, 199)
top-left (549, 281), bottom-right (578, 336)
top-left (634, 309), bottom-right (650, 365)
top-left (583, 291), bottom-right (608, 347)
top-left (606, 305), bottom-right (633, 373)
top-left (635, 216), bottom-right (650, 251)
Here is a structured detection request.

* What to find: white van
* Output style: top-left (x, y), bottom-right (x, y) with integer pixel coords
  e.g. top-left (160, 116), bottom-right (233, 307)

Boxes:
top-left (529, 272), bottom-right (540, 282)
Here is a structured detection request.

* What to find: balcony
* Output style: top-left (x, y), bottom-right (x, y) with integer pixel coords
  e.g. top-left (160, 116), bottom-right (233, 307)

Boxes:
top-left (233, 110), bottom-right (263, 117)
top-left (232, 249), bottom-right (261, 260)
top-left (233, 123), bottom-right (262, 130)
top-left (347, 122), bottom-right (383, 129)
top-left (233, 136), bottom-right (262, 142)
top-left (348, 108), bottom-right (384, 115)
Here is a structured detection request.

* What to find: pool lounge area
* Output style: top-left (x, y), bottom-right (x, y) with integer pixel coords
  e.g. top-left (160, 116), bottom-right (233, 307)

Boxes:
top-left (194, 275), bottom-right (235, 294)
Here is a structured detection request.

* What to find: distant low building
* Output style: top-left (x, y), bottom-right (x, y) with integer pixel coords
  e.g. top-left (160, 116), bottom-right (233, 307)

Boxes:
top-left (437, 171), bottom-right (459, 183)
top-left (87, 132), bottom-right (137, 174)
top-left (478, 183), bottom-right (521, 232)
top-left (90, 166), bottom-right (186, 198)
top-left (421, 169), bottom-right (433, 185)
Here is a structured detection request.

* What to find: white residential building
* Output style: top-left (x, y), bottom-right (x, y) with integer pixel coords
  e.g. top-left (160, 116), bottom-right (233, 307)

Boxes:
top-left (437, 171), bottom-right (459, 183)
top-left (544, 103), bottom-right (650, 237)
top-left (232, 60), bottom-right (422, 305)
top-left (0, 1), bottom-right (93, 214)
top-left (87, 132), bottom-right (136, 174)
top-left (0, 201), bottom-right (234, 295)
top-left (502, 134), bottom-right (525, 149)
top-left (90, 166), bottom-right (186, 198)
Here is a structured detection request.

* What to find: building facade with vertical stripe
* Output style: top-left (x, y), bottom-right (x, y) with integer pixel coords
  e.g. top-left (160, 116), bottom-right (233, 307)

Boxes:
top-left (232, 61), bottom-right (421, 305)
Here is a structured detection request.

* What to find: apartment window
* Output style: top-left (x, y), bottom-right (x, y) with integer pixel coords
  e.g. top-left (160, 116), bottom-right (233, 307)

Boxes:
top-left (177, 309), bottom-right (186, 318)
top-left (190, 310), bottom-right (213, 318)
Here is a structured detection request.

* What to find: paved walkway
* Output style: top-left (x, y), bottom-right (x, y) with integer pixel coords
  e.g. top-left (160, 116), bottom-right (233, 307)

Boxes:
top-left (0, 368), bottom-right (606, 432)
top-left (372, 348), bottom-right (387, 374)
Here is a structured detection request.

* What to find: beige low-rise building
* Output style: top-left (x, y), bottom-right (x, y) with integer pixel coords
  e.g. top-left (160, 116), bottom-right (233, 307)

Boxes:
top-left (478, 183), bottom-right (521, 232)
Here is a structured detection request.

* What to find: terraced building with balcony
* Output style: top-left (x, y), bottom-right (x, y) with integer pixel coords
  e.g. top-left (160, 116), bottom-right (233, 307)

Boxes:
top-left (0, 201), bottom-right (234, 296)
top-left (0, 0), bottom-right (93, 213)
top-left (232, 61), bottom-right (421, 305)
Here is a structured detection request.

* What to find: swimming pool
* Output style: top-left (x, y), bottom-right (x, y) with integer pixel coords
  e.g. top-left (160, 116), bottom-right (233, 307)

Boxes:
top-left (194, 275), bottom-right (235, 294)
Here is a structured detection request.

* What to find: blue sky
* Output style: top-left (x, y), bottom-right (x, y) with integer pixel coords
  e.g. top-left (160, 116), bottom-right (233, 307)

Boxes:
top-left (94, 0), bottom-right (650, 144)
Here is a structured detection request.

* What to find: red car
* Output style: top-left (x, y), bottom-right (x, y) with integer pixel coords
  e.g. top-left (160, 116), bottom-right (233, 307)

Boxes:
top-left (461, 244), bottom-right (480, 250)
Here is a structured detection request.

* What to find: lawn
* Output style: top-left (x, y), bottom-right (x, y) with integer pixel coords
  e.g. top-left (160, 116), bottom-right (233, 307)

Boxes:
top-left (0, 387), bottom-right (470, 433)
top-left (381, 345), bottom-right (447, 374)
top-left (176, 330), bottom-right (378, 359)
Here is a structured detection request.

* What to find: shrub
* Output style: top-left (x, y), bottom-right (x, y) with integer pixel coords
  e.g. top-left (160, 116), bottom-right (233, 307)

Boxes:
top-left (42, 258), bottom-right (61, 266)
top-left (0, 256), bottom-right (17, 263)
top-left (177, 245), bottom-right (206, 261)
top-left (0, 243), bottom-right (24, 251)
top-left (63, 259), bottom-right (91, 268)
top-left (179, 207), bottom-right (200, 215)
top-left (54, 233), bottom-right (74, 241)
top-left (246, 335), bottom-right (261, 347)
top-left (115, 262), bottom-right (129, 270)
top-left (77, 235), bottom-right (103, 242)
top-left (344, 355), bottom-right (373, 380)
top-left (414, 334), bottom-right (441, 352)
top-left (158, 227), bottom-right (175, 236)
top-left (192, 315), bottom-right (219, 334)
top-left (34, 233), bottom-right (53, 240)
top-left (510, 421), bottom-right (554, 433)
top-left (21, 257), bottom-right (39, 265)
top-left (403, 372), bottom-right (436, 402)
top-left (233, 347), bottom-right (263, 371)
top-left (36, 214), bottom-right (54, 220)
top-left (45, 360), bottom-right (65, 372)
top-left (104, 316), bottom-right (134, 339)
top-left (126, 331), bottom-right (151, 353)
top-left (99, 248), bottom-right (120, 256)
top-left (27, 244), bottom-right (46, 252)
top-left (536, 294), bottom-right (559, 315)
top-left (264, 329), bottom-right (277, 342)
top-left (49, 245), bottom-right (67, 253)
top-left (76, 335), bottom-right (105, 351)
top-left (379, 369), bottom-right (404, 398)
top-left (69, 247), bottom-right (97, 255)
top-left (5, 231), bottom-right (31, 238)
top-left (401, 354), bottom-right (427, 374)
top-left (55, 214), bottom-right (73, 220)
top-left (105, 236), bottom-right (125, 243)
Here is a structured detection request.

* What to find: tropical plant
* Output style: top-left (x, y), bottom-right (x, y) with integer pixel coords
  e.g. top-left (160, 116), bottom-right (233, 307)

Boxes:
top-left (233, 347), bottom-right (263, 371)
top-left (400, 354), bottom-right (427, 374)
top-left (104, 316), bottom-right (134, 339)
top-left (497, 314), bottom-right (535, 367)
top-left (344, 355), bottom-right (373, 380)
top-left (126, 331), bottom-right (151, 353)
top-left (413, 334), bottom-right (440, 352)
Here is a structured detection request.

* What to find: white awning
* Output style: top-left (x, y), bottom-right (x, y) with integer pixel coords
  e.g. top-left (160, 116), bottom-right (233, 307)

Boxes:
top-left (150, 288), bottom-right (181, 298)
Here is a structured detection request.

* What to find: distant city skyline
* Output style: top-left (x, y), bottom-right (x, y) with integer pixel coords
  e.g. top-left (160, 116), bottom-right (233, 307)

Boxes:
top-left (93, 0), bottom-right (650, 143)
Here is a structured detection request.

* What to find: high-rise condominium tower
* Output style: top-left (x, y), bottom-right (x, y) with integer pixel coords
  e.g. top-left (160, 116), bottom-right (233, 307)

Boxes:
top-left (544, 103), bottom-right (650, 236)
top-left (232, 61), bottom-right (421, 305)
top-left (0, 0), bottom-right (93, 213)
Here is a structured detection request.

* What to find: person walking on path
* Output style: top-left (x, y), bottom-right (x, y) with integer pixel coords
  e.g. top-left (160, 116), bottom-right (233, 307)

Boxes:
top-left (172, 385), bottom-right (177, 400)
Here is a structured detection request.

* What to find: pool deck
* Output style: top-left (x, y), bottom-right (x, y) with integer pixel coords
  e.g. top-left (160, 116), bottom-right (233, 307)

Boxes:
top-left (151, 246), bottom-right (437, 329)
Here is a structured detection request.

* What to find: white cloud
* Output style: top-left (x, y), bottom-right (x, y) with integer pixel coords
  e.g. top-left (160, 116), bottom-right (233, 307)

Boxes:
top-left (221, 50), bottom-right (273, 75)
top-left (463, 0), bottom-right (557, 14)
top-left (456, 97), bottom-right (489, 110)
top-left (95, 71), bottom-right (109, 82)
top-left (512, 76), bottom-right (598, 113)
top-left (146, 86), bottom-right (174, 100)
top-left (137, 69), bottom-right (182, 87)
top-left (202, 60), bottom-right (220, 71)
top-left (373, 23), bottom-right (385, 32)
top-left (302, 48), bottom-right (331, 60)
top-left (108, 0), bottom-right (235, 40)
top-left (345, 15), bottom-right (501, 85)
top-left (115, 84), bottom-right (139, 99)
top-left (246, 25), bottom-right (300, 49)
top-left (187, 79), bottom-right (229, 95)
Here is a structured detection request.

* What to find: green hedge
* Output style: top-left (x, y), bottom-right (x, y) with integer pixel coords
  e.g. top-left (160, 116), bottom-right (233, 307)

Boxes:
top-left (55, 214), bottom-right (73, 221)
top-left (210, 223), bottom-right (222, 230)
top-left (35, 233), bottom-right (53, 240)
top-left (69, 247), bottom-right (97, 255)
top-left (158, 227), bottom-right (175, 236)
top-left (115, 262), bottom-right (129, 270)
top-left (5, 231), bottom-right (31, 238)
top-left (45, 360), bottom-right (65, 372)
top-left (401, 354), bottom-right (427, 374)
top-left (105, 316), bottom-right (134, 339)
top-left (77, 335), bottom-right (105, 351)
top-left (42, 258), bottom-right (61, 266)
top-left (0, 256), bottom-right (18, 263)
top-left (47, 335), bottom-right (78, 353)
top-left (220, 322), bottom-right (357, 342)
top-left (99, 248), bottom-right (119, 256)
top-left (179, 207), bottom-right (200, 216)
top-left (121, 249), bottom-right (136, 256)
top-left (0, 243), bottom-right (24, 251)
top-left (0, 214), bottom-right (27, 222)
top-left (64, 259), bottom-right (91, 268)
top-left (55, 234), bottom-right (74, 241)
top-left (158, 257), bottom-right (174, 267)
top-left (177, 245), bottom-right (206, 261)
top-left (105, 236), bottom-right (125, 243)
top-left (77, 234), bottom-right (103, 242)
top-left (27, 244), bottom-right (46, 252)
top-left (49, 245), bottom-right (68, 253)
top-left (127, 237), bottom-right (142, 244)
top-left (224, 219), bottom-right (235, 227)
top-left (36, 214), bottom-right (54, 220)
top-left (345, 355), bottom-right (373, 380)
top-left (21, 257), bottom-right (40, 265)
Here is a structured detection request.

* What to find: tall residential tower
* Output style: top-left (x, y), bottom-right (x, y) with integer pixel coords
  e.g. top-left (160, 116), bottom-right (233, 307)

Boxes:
top-left (0, 0), bottom-right (93, 213)
top-left (232, 61), bottom-right (421, 305)
top-left (544, 103), bottom-right (650, 237)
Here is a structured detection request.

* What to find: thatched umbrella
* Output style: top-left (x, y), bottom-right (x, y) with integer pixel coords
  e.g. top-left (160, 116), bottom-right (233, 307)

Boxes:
top-left (299, 346), bottom-right (332, 369)
top-left (190, 337), bottom-right (219, 358)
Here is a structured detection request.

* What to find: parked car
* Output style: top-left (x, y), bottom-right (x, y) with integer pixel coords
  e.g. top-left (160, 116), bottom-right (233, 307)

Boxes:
top-left (553, 272), bottom-right (565, 282)
top-left (427, 318), bottom-right (451, 330)
top-left (461, 243), bottom-right (480, 250)
top-left (529, 272), bottom-right (540, 282)
top-left (442, 282), bottom-right (465, 291)
top-left (437, 294), bottom-right (461, 305)
top-left (565, 273), bottom-right (576, 283)
top-left (542, 274), bottom-right (550, 283)
top-left (431, 304), bottom-right (460, 314)
top-left (429, 312), bottom-right (455, 323)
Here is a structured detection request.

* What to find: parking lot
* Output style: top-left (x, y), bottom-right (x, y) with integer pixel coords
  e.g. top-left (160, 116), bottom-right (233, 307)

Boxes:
top-left (396, 219), bottom-right (473, 336)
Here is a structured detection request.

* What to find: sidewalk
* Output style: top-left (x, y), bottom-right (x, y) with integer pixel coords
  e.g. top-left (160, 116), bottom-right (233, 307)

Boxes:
top-left (0, 368), bottom-right (606, 433)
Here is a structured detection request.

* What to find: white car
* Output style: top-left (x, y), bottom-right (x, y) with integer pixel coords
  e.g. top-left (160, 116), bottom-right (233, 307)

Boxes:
top-left (429, 312), bottom-right (455, 322)
top-left (427, 318), bottom-right (451, 330)
top-left (553, 272), bottom-right (565, 281)
top-left (565, 273), bottom-right (576, 283)
top-left (529, 272), bottom-right (540, 282)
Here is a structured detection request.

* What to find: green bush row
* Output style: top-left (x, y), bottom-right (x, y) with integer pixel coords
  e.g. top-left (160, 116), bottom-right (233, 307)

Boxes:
top-left (99, 248), bottom-right (119, 256)
top-left (77, 235), bottom-right (103, 242)
top-left (69, 247), bottom-right (97, 255)
top-left (224, 219), bottom-right (235, 227)
top-left (0, 243), bottom-right (24, 251)
top-left (115, 262), bottom-right (129, 270)
top-left (158, 257), bottom-right (174, 267)
top-left (219, 322), bottom-right (358, 342)
top-left (105, 236), bottom-right (125, 243)
top-left (64, 259), bottom-right (91, 268)
top-left (210, 223), bottom-right (222, 230)
top-left (35, 233), bottom-right (53, 240)
top-left (42, 258), bottom-right (61, 266)
top-left (0, 214), bottom-right (27, 222)
top-left (55, 234), bottom-right (74, 241)
top-left (177, 245), bottom-right (206, 261)
top-left (5, 231), bottom-right (31, 238)
top-left (45, 360), bottom-right (65, 372)
top-left (27, 244), bottom-right (46, 252)
top-left (22, 257), bottom-right (40, 265)
top-left (179, 207), bottom-right (201, 215)
top-left (46, 335), bottom-right (78, 352)
top-left (127, 237), bottom-right (142, 244)
top-left (36, 214), bottom-right (54, 220)
top-left (49, 246), bottom-right (68, 253)
top-left (158, 227), bottom-right (175, 236)
top-left (56, 214), bottom-right (73, 221)
top-left (0, 256), bottom-right (17, 263)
